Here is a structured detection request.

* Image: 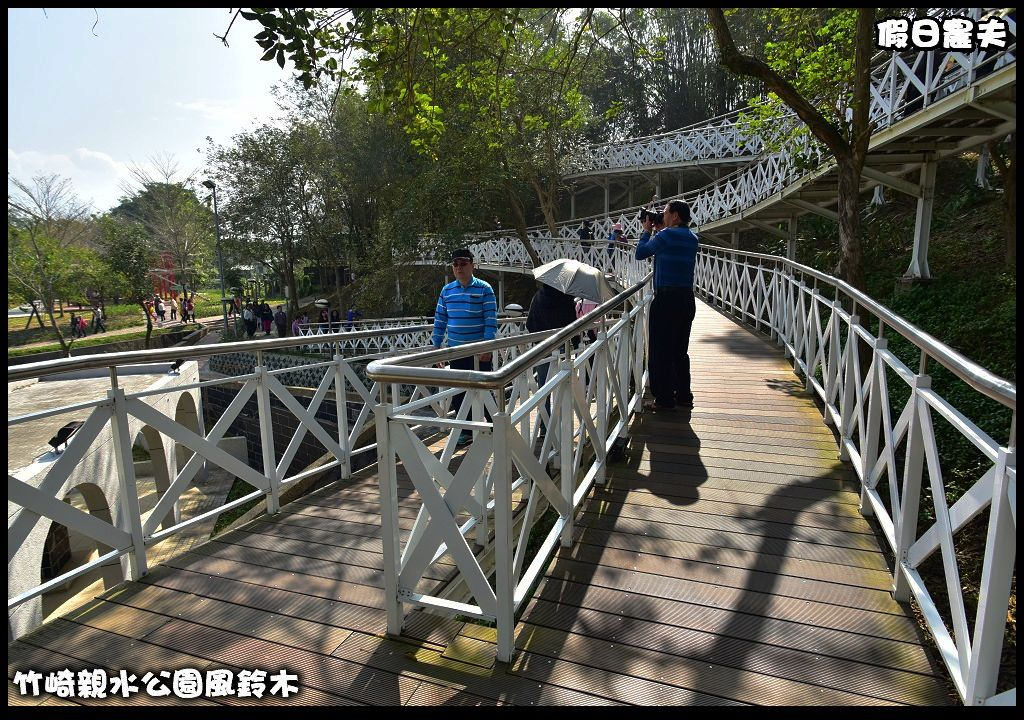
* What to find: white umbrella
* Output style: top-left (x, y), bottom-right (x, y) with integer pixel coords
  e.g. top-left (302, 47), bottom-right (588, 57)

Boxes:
top-left (531, 258), bottom-right (616, 303)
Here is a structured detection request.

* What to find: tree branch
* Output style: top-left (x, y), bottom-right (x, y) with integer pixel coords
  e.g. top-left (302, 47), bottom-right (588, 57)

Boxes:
top-left (704, 8), bottom-right (850, 161)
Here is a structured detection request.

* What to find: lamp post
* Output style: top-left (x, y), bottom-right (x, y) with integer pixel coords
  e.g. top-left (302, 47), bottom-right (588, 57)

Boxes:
top-left (202, 179), bottom-right (229, 336)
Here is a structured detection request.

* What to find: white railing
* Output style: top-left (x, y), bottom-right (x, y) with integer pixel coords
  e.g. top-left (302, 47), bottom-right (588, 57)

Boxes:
top-left (462, 21), bottom-right (1016, 257)
top-left (365, 252), bottom-right (652, 664)
top-left (567, 105), bottom-right (769, 175)
top-left (7, 321), bottom-right (530, 636)
top-left (569, 9), bottom-right (1016, 179)
top-left (297, 317), bottom-right (527, 355)
top-left (694, 246), bottom-right (1016, 706)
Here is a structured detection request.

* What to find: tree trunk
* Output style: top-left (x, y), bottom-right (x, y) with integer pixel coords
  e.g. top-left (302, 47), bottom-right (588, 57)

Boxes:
top-left (58, 298), bottom-right (64, 318)
top-left (528, 175), bottom-right (559, 236)
top-left (999, 134), bottom-right (1015, 267)
top-left (283, 244), bottom-right (300, 318)
top-left (835, 158), bottom-right (865, 291)
top-left (503, 184), bottom-right (541, 266)
top-left (141, 302), bottom-right (153, 348)
top-left (45, 298), bottom-right (71, 357)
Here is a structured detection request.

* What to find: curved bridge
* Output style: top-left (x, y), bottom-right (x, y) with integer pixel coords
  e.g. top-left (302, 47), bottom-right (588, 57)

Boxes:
top-left (6, 15), bottom-right (1016, 707)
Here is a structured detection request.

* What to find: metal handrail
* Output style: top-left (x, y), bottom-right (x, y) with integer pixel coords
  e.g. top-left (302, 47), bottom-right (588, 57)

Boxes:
top-left (702, 246), bottom-right (1017, 410)
top-left (7, 322), bottom-right (435, 382)
top-left (366, 273), bottom-right (651, 389)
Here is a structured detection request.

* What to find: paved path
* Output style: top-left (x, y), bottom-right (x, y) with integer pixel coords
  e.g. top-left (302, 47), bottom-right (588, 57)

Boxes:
top-left (7, 300), bottom-right (953, 706)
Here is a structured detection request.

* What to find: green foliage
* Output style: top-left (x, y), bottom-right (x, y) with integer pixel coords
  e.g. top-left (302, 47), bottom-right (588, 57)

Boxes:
top-left (96, 215), bottom-right (156, 304)
top-left (111, 177), bottom-right (214, 294)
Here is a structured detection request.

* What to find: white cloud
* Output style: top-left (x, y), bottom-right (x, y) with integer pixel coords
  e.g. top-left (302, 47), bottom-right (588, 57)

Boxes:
top-left (7, 147), bottom-right (138, 213)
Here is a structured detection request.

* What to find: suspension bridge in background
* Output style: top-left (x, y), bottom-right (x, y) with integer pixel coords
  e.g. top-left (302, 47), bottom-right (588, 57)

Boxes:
top-left (7, 17), bottom-right (1016, 706)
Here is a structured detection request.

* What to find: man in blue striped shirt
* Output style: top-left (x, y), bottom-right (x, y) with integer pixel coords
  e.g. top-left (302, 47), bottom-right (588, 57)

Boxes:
top-left (433, 248), bottom-right (498, 445)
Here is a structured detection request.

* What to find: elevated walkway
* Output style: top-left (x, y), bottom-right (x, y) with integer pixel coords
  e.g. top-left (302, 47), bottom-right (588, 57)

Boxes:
top-left (7, 299), bottom-right (953, 705)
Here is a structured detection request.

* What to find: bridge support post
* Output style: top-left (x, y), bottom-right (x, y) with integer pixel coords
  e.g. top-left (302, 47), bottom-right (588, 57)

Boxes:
top-left (570, 191), bottom-right (576, 221)
top-left (903, 155), bottom-right (938, 280)
top-left (107, 382), bottom-right (148, 581)
top-left (498, 276), bottom-right (505, 312)
top-left (374, 385), bottom-right (404, 635)
top-left (730, 231), bottom-right (740, 250)
top-left (892, 372), bottom-right (930, 603)
top-left (603, 180), bottom-right (610, 217)
top-left (870, 185), bottom-right (886, 208)
top-left (255, 357), bottom-right (280, 515)
top-left (975, 143), bottom-right (991, 189)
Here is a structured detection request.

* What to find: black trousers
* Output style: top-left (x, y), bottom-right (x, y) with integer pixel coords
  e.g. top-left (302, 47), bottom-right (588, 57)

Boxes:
top-left (450, 355), bottom-right (493, 423)
top-left (648, 288), bottom-right (696, 407)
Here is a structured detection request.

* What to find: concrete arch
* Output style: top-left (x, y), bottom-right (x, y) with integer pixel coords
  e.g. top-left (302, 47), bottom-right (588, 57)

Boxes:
top-left (135, 425), bottom-right (175, 530)
top-left (173, 392), bottom-right (201, 481)
top-left (38, 482), bottom-right (123, 622)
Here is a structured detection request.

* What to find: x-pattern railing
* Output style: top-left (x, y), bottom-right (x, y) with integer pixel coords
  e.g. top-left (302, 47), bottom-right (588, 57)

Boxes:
top-left (6, 321), bottom-right (535, 622)
top-left (365, 249), bottom-right (651, 664)
top-left (570, 9), bottom-right (1015, 180)
top-left (297, 317), bottom-right (527, 355)
top-left (694, 246), bottom-right (1016, 706)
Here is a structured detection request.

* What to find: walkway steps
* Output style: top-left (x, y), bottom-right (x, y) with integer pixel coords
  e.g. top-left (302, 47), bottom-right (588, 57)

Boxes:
top-left (8, 299), bottom-right (952, 705)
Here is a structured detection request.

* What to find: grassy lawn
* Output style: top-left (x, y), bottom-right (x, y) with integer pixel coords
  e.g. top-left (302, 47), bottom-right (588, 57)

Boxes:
top-left (7, 323), bottom-right (201, 358)
top-left (8, 291), bottom-right (287, 349)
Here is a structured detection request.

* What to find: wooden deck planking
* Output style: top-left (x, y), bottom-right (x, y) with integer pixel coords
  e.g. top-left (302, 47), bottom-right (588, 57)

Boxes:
top-left (8, 299), bottom-right (952, 705)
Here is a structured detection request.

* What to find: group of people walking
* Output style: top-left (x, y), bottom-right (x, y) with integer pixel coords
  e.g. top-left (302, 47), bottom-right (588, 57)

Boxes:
top-left (241, 301), bottom-right (288, 339)
top-left (144, 293), bottom-right (196, 326)
top-left (431, 200), bottom-right (699, 450)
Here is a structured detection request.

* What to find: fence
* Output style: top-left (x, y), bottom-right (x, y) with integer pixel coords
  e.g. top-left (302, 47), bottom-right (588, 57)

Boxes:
top-left (694, 246), bottom-right (1016, 706)
top-left (364, 267), bottom-right (653, 664)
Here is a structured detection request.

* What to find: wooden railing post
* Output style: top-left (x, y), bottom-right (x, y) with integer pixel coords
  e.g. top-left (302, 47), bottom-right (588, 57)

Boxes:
top-left (559, 339), bottom-right (574, 547)
top-left (491, 410), bottom-right (515, 663)
top-left (254, 351), bottom-right (280, 515)
top-left (106, 370), bottom-right (147, 581)
top-left (374, 383), bottom-right (403, 635)
top-left (892, 371), bottom-right (930, 602)
top-left (334, 349), bottom-right (352, 480)
top-left (965, 447), bottom-right (1016, 705)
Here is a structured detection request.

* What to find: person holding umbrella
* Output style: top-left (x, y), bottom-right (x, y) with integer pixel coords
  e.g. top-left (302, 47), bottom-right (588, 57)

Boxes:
top-left (635, 200), bottom-right (699, 415)
top-left (525, 282), bottom-right (579, 438)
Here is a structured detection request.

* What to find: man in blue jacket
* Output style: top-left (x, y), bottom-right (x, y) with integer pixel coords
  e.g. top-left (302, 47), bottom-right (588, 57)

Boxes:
top-left (635, 200), bottom-right (699, 414)
top-left (433, 248), bottom-right (498, 444)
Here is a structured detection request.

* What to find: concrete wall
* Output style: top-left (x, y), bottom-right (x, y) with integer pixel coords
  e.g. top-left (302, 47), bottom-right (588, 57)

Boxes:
top-left (8, 363), bottom-right (207, 641)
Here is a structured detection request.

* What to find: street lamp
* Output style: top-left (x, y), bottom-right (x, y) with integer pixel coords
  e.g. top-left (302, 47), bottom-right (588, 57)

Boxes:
top-left (202, 179), bottom-right (229, 336)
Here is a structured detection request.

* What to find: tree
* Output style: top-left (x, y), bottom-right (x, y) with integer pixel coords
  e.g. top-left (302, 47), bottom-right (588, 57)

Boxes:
top-left (987, 133), bottom-right (1015, 266)
top-left (581, 8), bottom-right (769, 142)
top-left (206, 124), bottom-right (311, 316)
top-left (112, 155), bottom-right (214, 299)
top-left (8, 175), bottom-right (95, 356)
top-left (706, 8), bottom-right (874, 290)
top-left (97, 215), bottom-right (159, 347)
top-left (224, 8), bottom-right (615, 266)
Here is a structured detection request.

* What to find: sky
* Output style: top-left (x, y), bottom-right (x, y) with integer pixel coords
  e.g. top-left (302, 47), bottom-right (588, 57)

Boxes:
top-left (7, 8), bottom-right (293, 212)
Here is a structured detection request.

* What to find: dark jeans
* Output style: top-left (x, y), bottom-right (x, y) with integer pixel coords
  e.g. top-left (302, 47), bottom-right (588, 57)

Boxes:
top-left (450, 355), bottom-right (493, 425)
top-left (648, 287), bottom-right (696, 407)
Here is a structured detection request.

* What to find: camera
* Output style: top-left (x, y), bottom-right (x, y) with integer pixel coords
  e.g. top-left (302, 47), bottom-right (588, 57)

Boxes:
top-left (639, 207), bottom-right (663, 226)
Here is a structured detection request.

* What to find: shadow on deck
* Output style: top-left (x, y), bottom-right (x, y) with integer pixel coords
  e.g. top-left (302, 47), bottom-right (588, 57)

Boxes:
top-left (8, 301), bottom-right (954, 706)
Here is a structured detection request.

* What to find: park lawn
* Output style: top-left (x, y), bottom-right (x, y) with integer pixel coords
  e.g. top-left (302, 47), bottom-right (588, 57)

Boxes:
top-left (7, 292), bottom-right (287, 348)
top-left (7, 323), bottom-right (201, 358)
